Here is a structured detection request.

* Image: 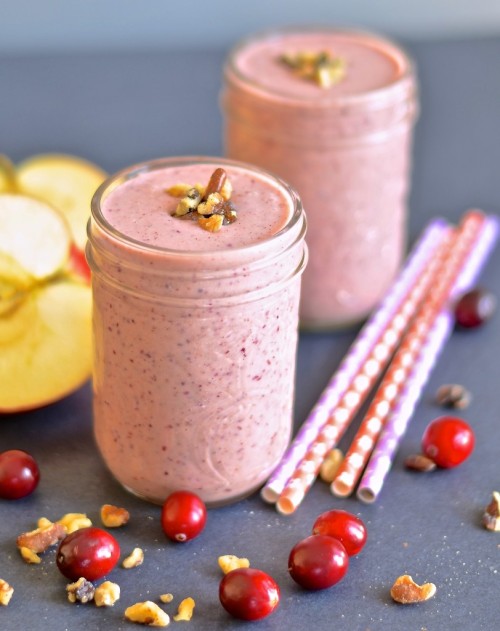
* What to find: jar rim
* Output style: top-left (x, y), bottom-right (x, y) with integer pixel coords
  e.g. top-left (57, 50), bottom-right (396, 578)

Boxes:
top-left (224, 26), bottom-right (416, 108)
top-left (90, 155), bottom-right (304, 259)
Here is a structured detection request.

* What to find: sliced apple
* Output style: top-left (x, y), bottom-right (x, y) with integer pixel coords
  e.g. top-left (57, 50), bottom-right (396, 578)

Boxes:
top-left (0, 194), bottom-right (71, 280)
top-left (0, 155), bottom-right (17, 193)
top-left (0, 280), bottom-right (92, 412)
top-left (16, 153), bottom-right (107, 250)
top-left (0, 251), bottom-right (36, 317)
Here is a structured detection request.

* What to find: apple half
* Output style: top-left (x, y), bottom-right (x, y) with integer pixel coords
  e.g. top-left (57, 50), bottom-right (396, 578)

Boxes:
top-left (0, 194), bottom-right (92, 412)
top-left (16, 153), bottom-right (107, 251)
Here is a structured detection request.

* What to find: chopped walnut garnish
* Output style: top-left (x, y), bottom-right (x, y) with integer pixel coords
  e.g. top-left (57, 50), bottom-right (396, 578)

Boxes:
top-left (0, 579), bottom-right (14, 606)
top-left (124, 601), bottom-right (170, 626)
top-left (159, 593), bottom-right (174, 604)
top-left (95, 581), bottom-right (121, 607)
top-left (122, 547), bottom-right (144, 569)
top-left (101, 504), bottom-right (130, 528)
top-left (280, 50), bottom-right (346, 88)
top-left (57, 512), bottom-right (93, 534)
top-left (218, 554), bottom-right (250, 574)
top-left (19, 546), bottom-right (41, 564)
top-left (198, 214), bottom-right (224, 233)
top-left (17, 521), bottom-right (66, 554)
top-left (390, 574), bottom-right (436, 604)
top-left (319, 448), bottom-right (344, 483)
top-left (168, 168), bottom-right (237, 231)
top-left (173, 597), bottom-right (195, 622)
top-left (483, 491), bottom-right (500, 531)
top-left (66, 577), bottom-right (95, 604)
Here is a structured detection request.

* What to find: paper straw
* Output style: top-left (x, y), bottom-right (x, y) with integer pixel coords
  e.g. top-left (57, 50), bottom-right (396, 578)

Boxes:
top-left (357, 214), bottom-right (499, 503)
top-left (274, 226), bottom-right (455, 514)
top-left (330, 210), bottom-right (486, 499)
top-left (260, 219), bottom-right (448, 504)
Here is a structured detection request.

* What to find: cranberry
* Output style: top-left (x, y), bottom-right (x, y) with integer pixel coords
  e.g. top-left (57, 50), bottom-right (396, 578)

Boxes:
top-left (421, 416), bottom-right (475, 468)
top-left (288, 534), bottom-right (349, 590)
top-left (454, 288), bottom-right (496, 328)
top-left (312, 509), bottom-right (367, 556)
top-left (0, 449), bottom-right (40, 499)
top-left (219, 568), bottom-right (280, 620)
top-left (56, 527), bottom-right (120, 581)
top-left (161, 490), bottom-right (207, 542)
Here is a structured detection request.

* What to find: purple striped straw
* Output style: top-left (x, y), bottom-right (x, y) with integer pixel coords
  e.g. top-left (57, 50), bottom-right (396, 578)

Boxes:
top-left (261, 219), bottom-right (448, 503)
top-left (357, 214), bottom-right (499, 503)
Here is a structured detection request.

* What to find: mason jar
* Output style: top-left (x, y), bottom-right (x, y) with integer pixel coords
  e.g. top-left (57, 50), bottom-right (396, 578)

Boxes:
top-left (87, 156), bottom-right (307, 506)
top-left (222, 28), bottom-right (418, 329)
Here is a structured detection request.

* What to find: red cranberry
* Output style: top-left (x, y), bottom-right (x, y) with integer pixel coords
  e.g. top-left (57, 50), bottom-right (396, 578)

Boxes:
top-left (454, 288), bottom-right (496, 328)
top-left (312, 509), bottom-right (367, 556)
top-left (219, 568), bottom-right (280, 620)
top-left (288, 534), bottom-right (349, 590)
top-left (0, 449), bottom-right (40, 499)
top-left (421, 416), bottom-right (475, 468)
top-left (161, 490), bottom-right (207, 542)
top-left (56, 527), bottom-right (120, 581)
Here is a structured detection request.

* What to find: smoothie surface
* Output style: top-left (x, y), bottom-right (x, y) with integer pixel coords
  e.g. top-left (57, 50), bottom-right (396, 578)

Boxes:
top-left (100, 163), bottom-right (293, 251)
top-left (230, 30), bottom-right (407, 100)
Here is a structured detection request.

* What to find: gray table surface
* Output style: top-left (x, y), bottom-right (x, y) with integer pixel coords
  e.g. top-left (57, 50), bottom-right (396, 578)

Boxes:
top-left (1, 35), bottom-right (500, 631)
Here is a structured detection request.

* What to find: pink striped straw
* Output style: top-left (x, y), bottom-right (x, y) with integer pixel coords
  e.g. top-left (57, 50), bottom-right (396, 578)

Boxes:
top-left (357, 214), bottom-right (499, 503)
top-left (330, 210), bottom-right (487, 499)
top-left (274, 226), bottom-right (456, 515)
top-left (260, 219), bottom-right (448, 504)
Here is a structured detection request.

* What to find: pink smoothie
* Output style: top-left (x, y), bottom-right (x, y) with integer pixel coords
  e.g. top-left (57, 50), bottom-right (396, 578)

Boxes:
top-left (222, 29), bottom-right (418, 329)
top-left (88, 157), bottom-right (307, 506)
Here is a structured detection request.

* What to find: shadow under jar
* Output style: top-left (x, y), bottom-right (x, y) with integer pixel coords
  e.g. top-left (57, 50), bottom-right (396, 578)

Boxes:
top-left (87, 157), bottom-right (307, 507)
top-left (222, 28), bottom-right (418, 330)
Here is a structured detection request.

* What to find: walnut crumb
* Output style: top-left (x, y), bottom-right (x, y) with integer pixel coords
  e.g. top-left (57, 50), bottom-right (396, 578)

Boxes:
top-left (0, 579), bottom-right (14, 606)
top-left (101, 504), bottom-right (130, 528)
top-left (483, 491), bottom-right (500, 531)
top-left (124, 601), bottom-right (170, 626)
top-left (218, 554), bottom-right (250, 574)
top-left (198, 214), bottom-right (224, 232)
top-left (159, 593), bottom-right (174, 604)
top-left (57, 512), bottom-right (92, 534)
top-left (122, 547), bottom-right (144, 569)
top-left (66, 577), bottom-right (95, 604)
top-left (94, 581), bottom-right (120, 607)
top-left (390, 574), bottom-right (436, 604)
top-left (17, 521), bottom-right (66, 554)
top-left (319, 448), bottom-right (344, 483)
top-left (19, 546), bottom-right (41, 564)
top-left (173, 597), bottom-right (195, 622)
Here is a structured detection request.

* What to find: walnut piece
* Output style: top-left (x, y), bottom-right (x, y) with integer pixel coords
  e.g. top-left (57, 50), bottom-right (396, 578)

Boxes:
top-left (17, 522), bottom-right (66, 554)
top-left (198, 214), bottom-right (224, 233)
top-left (57, 512), bottom-right (92, 534)
top-left (0, 579), bottom-right (14, 606)
top-left (101, 504), bottom-right (130, 528)
top-left (159, 593), bottom-right (174, 604)
top-left (404, 454), bottom-right (437, 472)
top-left (66, 577), bottom-right (95, 604)
top-left (319, 448), bottom-right (344, 483)
top-left (19, 546), bottom-right (41, 564)
top-left (483, 491), bottom-right (500, 531)
top-left (390, 574), bottom-right (436, 604)
top-left (122, 547), bottom-right (144, 569)
top-left (218, 554), bottom-right (250, 574)
top-left (173, 597), bottom-right (195, 622)
top-left (435, 384), bottom-right (471, 409)
top-left (94, 581), bottom-right (120, 607)
top-left (124, 601), bottom-right (170, 626)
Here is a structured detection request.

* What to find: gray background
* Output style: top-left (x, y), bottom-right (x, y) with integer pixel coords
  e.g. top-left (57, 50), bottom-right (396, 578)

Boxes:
top-left (1, 5), bottom-right (500, 631)
top-left (1, 0), bottom-right (500, 55)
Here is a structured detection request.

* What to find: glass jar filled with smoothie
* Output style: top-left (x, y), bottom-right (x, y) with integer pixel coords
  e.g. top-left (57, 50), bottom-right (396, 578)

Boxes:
top-left (222, 28), bottom-right (418, 329)
top-left (87, 157), bottom-right (307, 507)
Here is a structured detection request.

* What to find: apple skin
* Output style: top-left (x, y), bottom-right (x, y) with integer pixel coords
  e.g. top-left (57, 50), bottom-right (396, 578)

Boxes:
top-left (67, 242), bottom-right (91, 285)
